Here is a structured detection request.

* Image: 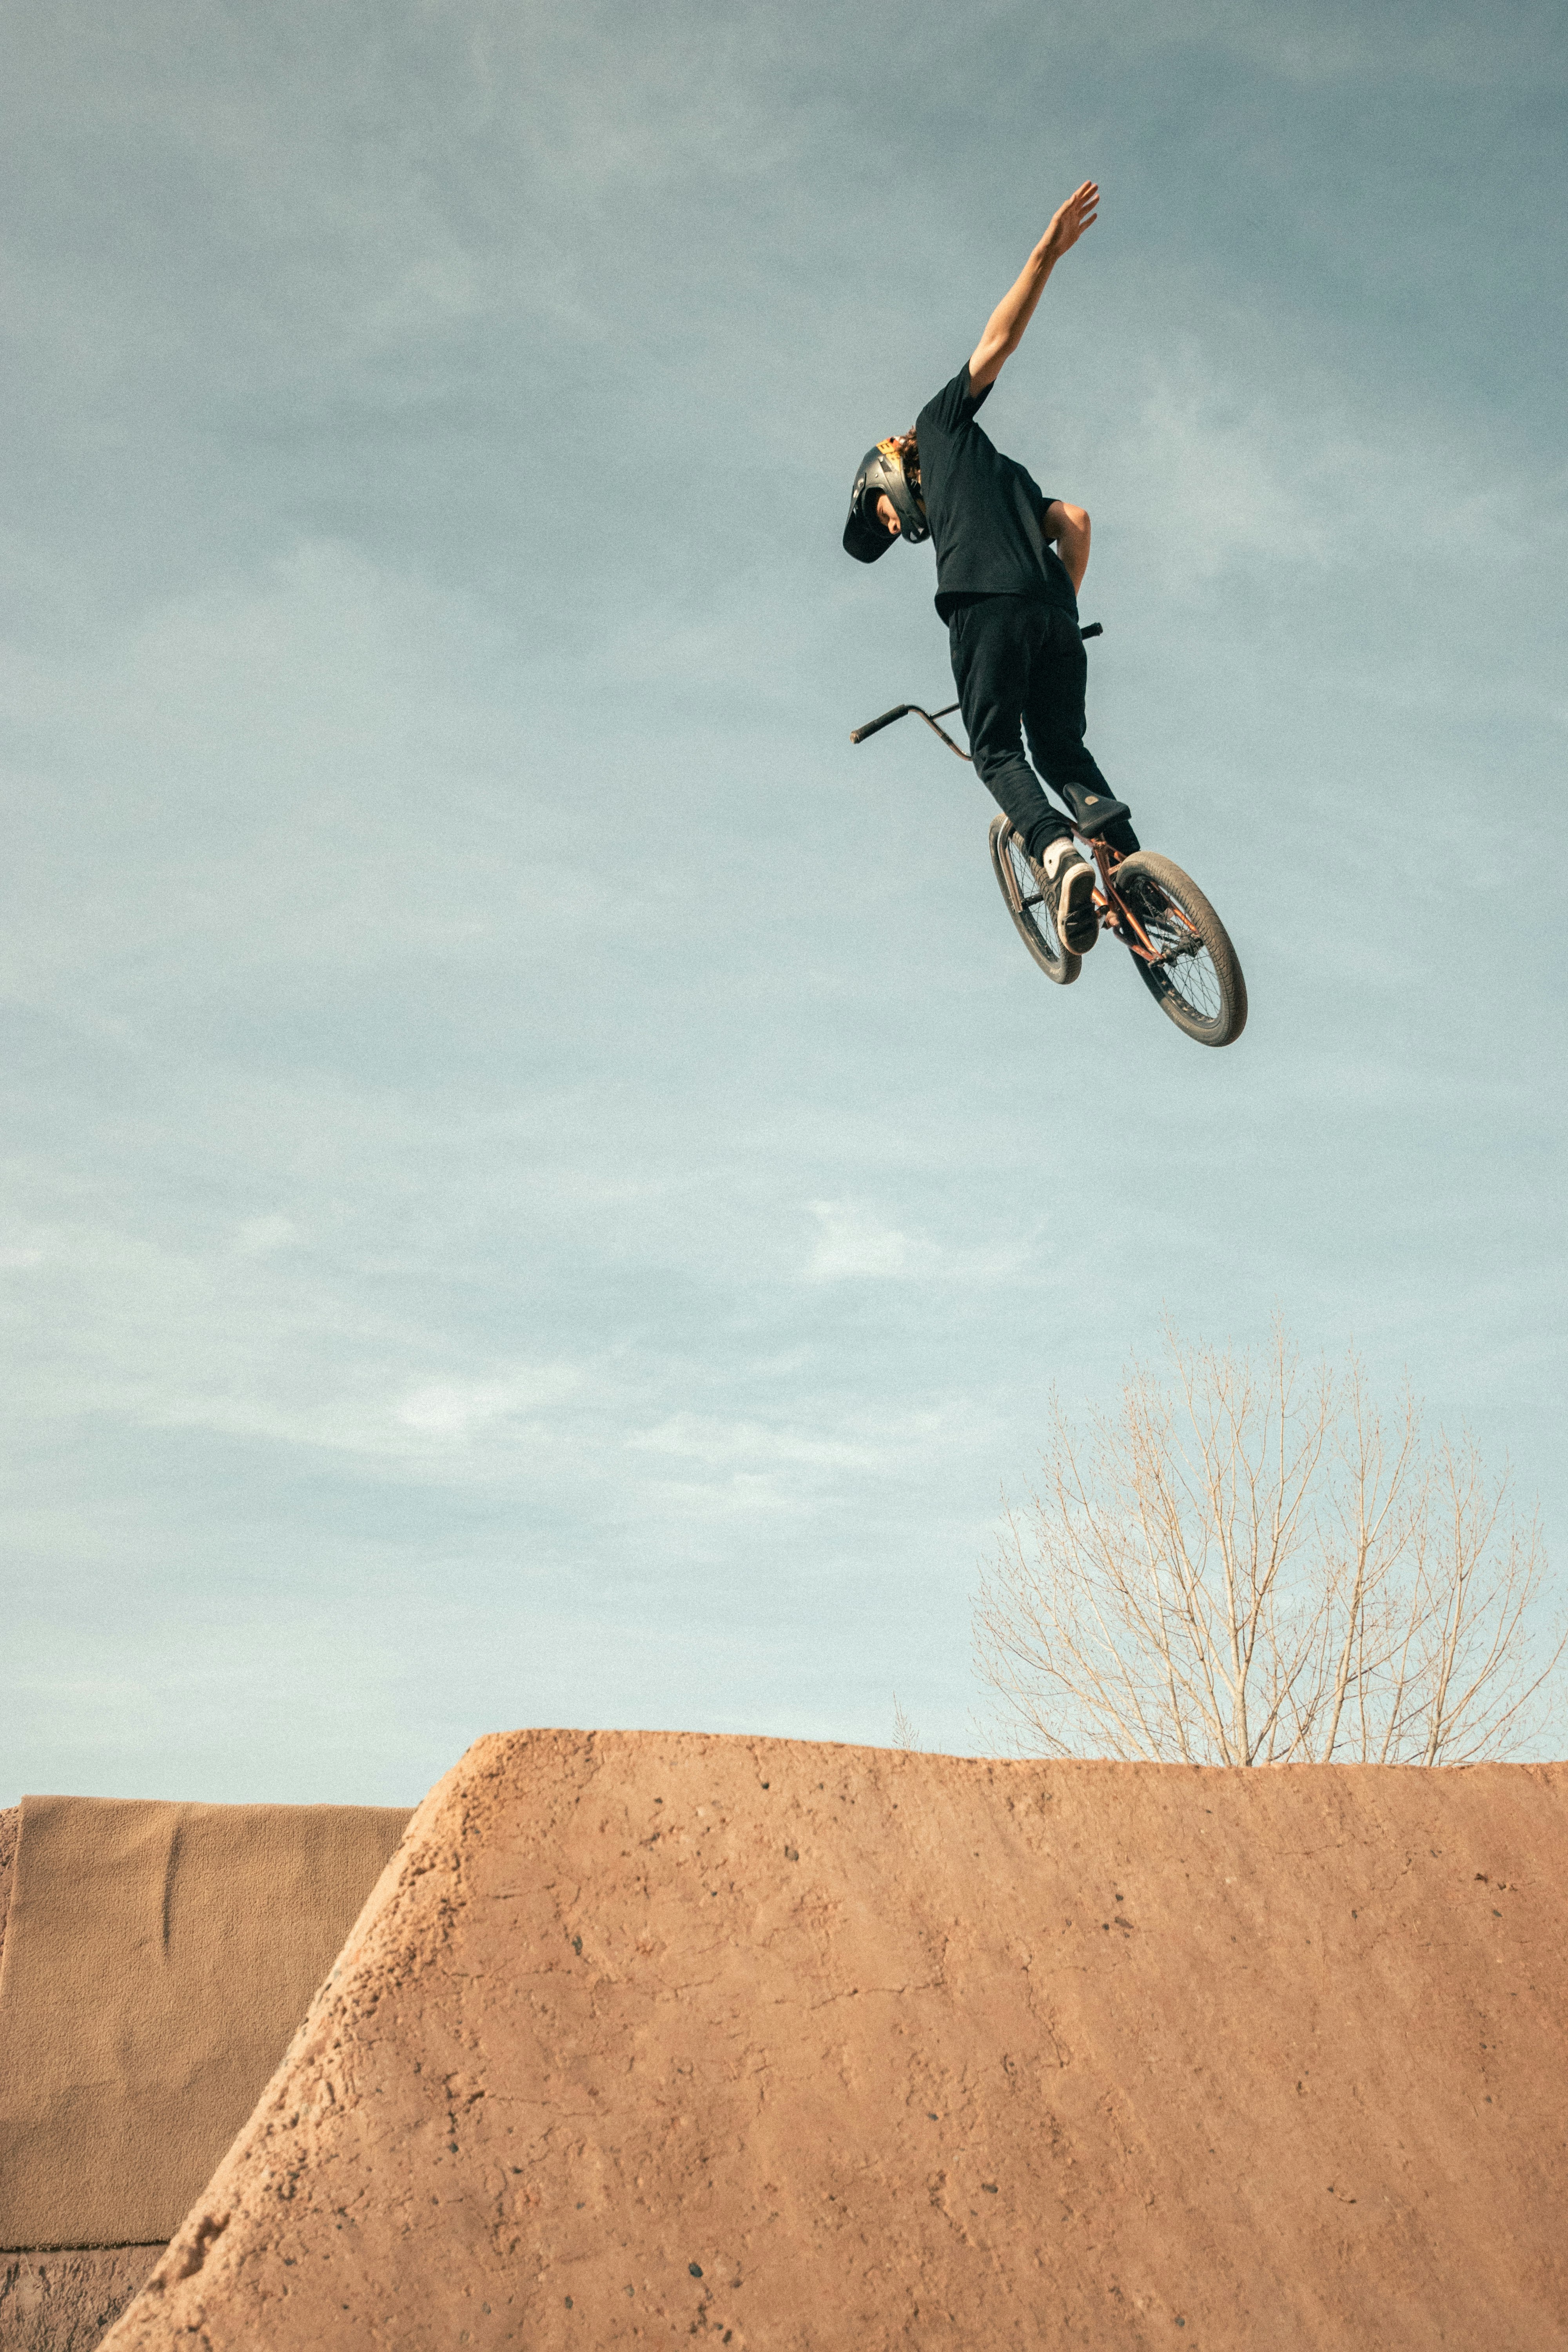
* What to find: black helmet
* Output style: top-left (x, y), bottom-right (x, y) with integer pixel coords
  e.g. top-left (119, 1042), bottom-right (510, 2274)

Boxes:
top-left (842, 436), bottom-right (928, 563)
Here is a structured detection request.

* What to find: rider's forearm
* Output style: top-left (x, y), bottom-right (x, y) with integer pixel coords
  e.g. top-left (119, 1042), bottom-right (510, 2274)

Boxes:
top-left (968, 240), bottom-right (1057, 387)
top-left (1051, 503), bottom-right (1090, 592)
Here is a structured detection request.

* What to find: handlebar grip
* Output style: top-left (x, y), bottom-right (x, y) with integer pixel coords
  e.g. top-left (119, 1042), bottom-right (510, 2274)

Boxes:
top-left (850, 704), bottom-right (911, 744)
top-left (1080, 622), bottom-right (1103, 640)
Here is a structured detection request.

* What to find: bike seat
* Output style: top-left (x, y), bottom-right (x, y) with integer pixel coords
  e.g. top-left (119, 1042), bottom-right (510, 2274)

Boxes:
top-left (1056, 780), bottom-right (1133, 838)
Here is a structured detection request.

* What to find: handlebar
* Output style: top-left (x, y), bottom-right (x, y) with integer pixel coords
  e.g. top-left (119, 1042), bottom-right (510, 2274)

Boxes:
top-left (849, 702), bottom-right (969, 759)
top-left (849, 704), bottom-right (912, 744)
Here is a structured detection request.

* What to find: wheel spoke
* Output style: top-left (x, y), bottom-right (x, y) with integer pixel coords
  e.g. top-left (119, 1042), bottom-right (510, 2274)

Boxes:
top-left (1099, 850), bottom-right (1245, 1046)
top-left (1124, 879), bottom-right (1221, 1021)
top-left (1000, 831), bottom-right (1069, 967)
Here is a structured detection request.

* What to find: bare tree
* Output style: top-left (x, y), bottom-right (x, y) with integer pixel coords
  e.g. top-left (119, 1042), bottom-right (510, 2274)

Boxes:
top-left (973, 1325), bottom-right (1564, 1765)
top-left (891, 1692), bottom-right (922, 1752)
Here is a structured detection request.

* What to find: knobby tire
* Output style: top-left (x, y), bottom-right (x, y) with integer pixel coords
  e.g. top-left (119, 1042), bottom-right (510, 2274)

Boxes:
top-left (1114, 851), bottom-right (1247, 1047)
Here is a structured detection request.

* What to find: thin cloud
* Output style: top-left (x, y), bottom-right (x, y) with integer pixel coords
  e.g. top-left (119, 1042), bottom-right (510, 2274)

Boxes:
top-left (396, 1369), bottom-right (583, 1442)
top-left (802, 1203), bottom-right (1028, 1289)
top-left (804, 1201), bottom-right (940, 1284)
top-left (627, 1414), bottom-right (888, 1473)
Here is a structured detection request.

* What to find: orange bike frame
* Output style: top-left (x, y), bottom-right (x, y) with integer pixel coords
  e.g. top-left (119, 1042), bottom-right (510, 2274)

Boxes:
top-left (1086, 834), bottom-right (1160, 963)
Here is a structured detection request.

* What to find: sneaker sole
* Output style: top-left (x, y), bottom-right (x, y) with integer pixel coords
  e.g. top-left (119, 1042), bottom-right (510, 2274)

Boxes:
top-left (1056, 858), bottom-right (1099, 954)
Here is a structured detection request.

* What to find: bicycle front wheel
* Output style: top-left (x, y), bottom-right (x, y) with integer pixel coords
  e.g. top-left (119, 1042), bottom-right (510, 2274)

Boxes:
top-left (1115, 851), bottom-right (1247, 1047)
top-left (989, 817), bottom-right (1080, 985)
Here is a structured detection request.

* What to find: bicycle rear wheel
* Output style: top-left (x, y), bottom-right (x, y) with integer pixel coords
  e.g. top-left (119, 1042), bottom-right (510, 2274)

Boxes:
top-left (989, 817), bottom-right (1080, 985)
top-left (1114, 851), bottom-right (1247, 1047)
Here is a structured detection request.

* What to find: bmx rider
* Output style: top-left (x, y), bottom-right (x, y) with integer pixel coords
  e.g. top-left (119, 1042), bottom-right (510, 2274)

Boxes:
top-left (842, 180), bottom-right (1137, 957)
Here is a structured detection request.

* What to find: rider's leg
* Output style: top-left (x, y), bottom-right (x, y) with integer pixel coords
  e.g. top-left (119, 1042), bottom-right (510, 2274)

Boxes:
top-left (1022, 608), bottom-right (1141, 855)
top-left (947, 595), bottom-right (1073, 862)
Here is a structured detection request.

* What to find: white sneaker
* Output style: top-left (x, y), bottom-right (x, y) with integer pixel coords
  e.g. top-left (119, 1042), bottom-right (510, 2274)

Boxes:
top-left (1040, 837), bottom-right (1098, 954)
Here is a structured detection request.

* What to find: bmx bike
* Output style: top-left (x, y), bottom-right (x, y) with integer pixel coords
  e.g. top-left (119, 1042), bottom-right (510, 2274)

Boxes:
top-left (851, 631), bottom-right (1247, 1049)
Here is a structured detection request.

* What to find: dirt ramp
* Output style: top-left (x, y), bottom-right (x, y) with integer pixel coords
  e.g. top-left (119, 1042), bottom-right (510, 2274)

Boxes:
top-left (105, 1732), bottom-right (1567, 2351)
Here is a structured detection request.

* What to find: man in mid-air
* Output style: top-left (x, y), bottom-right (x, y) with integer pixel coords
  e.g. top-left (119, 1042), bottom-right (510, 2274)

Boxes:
top-left (842, 180), bottom-right (1136, 955)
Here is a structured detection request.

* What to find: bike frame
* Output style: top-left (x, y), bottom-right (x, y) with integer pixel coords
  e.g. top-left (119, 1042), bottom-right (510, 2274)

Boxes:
top-left (849, 692), bottom-right (1189, 968)
top-left (1010, 828), bottom-right (1169, 965)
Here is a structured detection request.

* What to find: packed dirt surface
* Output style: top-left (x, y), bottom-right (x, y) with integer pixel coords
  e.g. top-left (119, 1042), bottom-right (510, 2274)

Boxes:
top-left (0, 2246), bottom-right (164, 2352)
top-left (0, 1804), bottom-right (18, 1976)
top-left (105, 1732), bottom-right (1567, 2351)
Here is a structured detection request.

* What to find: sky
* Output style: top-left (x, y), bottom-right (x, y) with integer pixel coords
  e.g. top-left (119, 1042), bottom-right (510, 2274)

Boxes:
top-left (2, 0), bottom-right (1564, 1804)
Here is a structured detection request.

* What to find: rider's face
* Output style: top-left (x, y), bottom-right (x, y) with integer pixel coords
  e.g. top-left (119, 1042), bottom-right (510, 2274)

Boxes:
top-left (875, 492), bottom-right (901, 537)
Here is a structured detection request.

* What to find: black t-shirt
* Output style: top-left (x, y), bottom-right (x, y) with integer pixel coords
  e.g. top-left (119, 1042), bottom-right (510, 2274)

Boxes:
top-left (914, 364), bottom-right (1079, 622)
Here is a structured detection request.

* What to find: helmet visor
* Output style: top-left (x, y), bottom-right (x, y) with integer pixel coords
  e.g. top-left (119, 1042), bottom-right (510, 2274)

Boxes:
top-left (843, 487), bottom-right (896, 563)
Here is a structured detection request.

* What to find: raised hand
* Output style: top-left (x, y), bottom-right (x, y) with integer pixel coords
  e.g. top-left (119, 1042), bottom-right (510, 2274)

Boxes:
top-left (1042, 181), bottom-right (1100, 264)
top-left (968, 179), bottom-right (1101, 390)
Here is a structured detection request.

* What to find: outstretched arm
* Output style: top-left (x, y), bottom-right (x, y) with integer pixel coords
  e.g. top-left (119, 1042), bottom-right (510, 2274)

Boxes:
top-left (967, 182), bottom-right (1098, 393)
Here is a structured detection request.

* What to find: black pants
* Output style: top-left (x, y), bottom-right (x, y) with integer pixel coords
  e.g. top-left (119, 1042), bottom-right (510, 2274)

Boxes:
top-left (947, 594), bottom-right (1136, 862)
